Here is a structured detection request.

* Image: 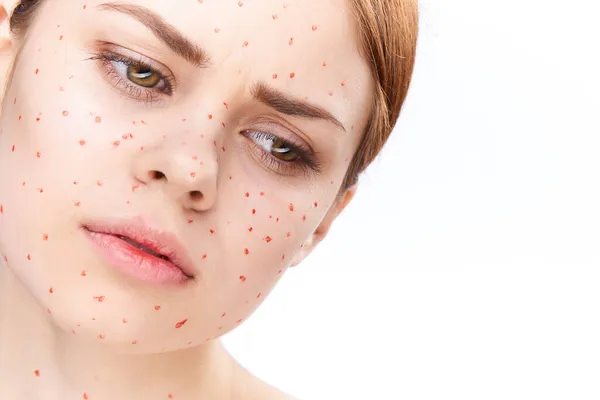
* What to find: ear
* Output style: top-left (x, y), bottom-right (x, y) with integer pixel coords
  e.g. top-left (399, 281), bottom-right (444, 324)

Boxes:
top-left (0, 2), bottom-right (18, 109)
top-left (289, 184), bottom-right (358, 267)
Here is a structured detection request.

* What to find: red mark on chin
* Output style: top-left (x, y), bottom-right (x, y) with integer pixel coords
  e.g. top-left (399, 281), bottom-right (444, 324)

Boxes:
top-left (175, 319), bottom-right (188, 329)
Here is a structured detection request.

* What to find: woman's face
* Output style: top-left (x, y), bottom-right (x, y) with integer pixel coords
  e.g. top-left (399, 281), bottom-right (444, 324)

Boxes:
top-left (0, 0), bottom-right (372, 352)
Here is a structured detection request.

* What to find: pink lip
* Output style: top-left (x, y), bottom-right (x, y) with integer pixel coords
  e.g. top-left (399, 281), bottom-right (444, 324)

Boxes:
top-left (81, 217), bottom-right (195, 285)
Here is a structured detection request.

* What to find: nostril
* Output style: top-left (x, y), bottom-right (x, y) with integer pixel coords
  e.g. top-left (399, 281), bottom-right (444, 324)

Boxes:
top-left (189, 190), bottom-right (203, 200)
top-left (150, 171), bottom-right (166, 180)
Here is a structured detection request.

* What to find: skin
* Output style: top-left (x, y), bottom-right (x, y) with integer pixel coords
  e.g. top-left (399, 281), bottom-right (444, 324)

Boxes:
top-left (0, 0), bottom-right (373, 398)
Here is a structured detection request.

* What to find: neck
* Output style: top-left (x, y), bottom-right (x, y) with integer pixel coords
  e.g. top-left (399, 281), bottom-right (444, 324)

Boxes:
top-left (0, 261), bottom-right (240, 400)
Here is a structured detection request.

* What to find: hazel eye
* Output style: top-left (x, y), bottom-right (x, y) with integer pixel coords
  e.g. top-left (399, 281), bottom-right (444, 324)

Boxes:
top-left (251, 131), bottom-right (301, 162)
top-left (111, 60), bottom-right (164, 89)
top-left (126, 64), bottom-right (162, 88)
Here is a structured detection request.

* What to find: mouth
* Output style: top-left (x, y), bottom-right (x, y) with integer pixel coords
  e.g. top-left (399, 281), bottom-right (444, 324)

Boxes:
top-left (81, 218), bottom-right (195, 284)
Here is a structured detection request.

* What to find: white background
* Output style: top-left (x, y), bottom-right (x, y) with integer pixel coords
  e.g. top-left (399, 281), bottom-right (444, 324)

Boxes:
top-left (223, 1), bottom-right (600, 399)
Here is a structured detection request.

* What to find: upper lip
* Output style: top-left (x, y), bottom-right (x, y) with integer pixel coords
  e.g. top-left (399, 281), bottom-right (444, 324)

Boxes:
top-left (82, 216), bottom-right (195, 278)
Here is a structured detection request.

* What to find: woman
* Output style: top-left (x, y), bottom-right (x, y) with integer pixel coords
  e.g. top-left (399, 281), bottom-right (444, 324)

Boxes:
top-left (0, 0), bottom-right (418, 398)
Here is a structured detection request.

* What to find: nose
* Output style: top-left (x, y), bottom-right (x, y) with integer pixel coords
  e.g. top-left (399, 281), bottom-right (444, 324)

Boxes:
top-left (131, 140), bottom-right (218, 212)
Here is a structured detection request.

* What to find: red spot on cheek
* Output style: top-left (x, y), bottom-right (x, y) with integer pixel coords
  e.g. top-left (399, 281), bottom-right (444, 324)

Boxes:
top-left (251, 209), bottom-right (256, 215)
top-left (248, 227), bottom-right (253, 232)
top-left (265, 236), bottom-right (272, 243)
top-left (154, 305), bottom-right (161, 311)
top-left (290, 72), bottom-right (296, 79)
top-left (83, 393), bottom-right (88, 400)
top-left (49, 287), bottom-right (54, 294)
top-left (62, 110), bottom-right (69, 116)
top-left (79, 140), bottom-right (86, 146)
top-left (95, 116), bottom-right (102, 123)
top-left (312, 25), bottom-right (318, 31)
top-left (239, 275), bottom-right (247, 282)
top-left (289, 203), bottom-right (295, 212)
top-left (35, 68), bottom-right (39, 75)
top-left (94, 296), bottom-right (105, 302)
top-left (244, 248), bottom-right (250, 255)
top-left (245, 192), bottom-right (250, 198)
top-left (272, 73), bottom-right (278, 79)
top-left (34, 370), bottom-right (40, 377)
top-left (81, 270), bottom-right (87, 276)
top-left (289, 37), bottom-right (294, 46)
top-left (175, 319), bottom-right (188, 329)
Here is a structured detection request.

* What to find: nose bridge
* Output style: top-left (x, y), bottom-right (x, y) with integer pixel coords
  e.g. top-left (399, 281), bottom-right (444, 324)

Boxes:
top-left (131, 133), bottom-right (219, 212)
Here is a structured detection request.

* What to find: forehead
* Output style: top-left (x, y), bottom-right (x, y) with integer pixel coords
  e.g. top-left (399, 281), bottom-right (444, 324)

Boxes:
top-left (39, 0), bottom-right (374, 136)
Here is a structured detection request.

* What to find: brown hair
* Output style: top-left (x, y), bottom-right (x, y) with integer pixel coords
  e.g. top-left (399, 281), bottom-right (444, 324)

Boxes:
top-left (9, 0), bottom-right (419, 190)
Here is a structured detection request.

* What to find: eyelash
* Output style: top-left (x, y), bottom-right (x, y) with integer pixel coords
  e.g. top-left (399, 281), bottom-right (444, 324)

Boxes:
top-left (87, 48), bottom-right (322, 176)
top-left (87, 50), bottom-right (175, 104)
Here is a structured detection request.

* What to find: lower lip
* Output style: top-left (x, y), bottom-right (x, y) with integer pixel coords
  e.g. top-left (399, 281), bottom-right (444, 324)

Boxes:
top-left (83, 229), bottom-right (190, 285)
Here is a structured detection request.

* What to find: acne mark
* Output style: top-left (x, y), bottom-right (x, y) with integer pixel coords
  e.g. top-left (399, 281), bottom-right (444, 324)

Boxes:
top-left (94, 296), bottom-right (105, 303)
top-left (341, 81), bottom-right (346, 87)
top-left (0, 204), bottom-right (2, 214)
top-left (302, 215), bottom-right (307, 221)
top-left (74, 201), bottom-right (81, 207)
top-left (236, 319), bottom-right (243, 324)
top-left (34, 370), bottom-right (40, 377)
top-left (81, 270), bottom-right (87, 276)
top-left (329, 91), bottom-right (334, 96)
top-left (221, 122), bottom-right (226, 128)
top-left (322, 62), bottom-right (327, 67)
top-left (95, 116), bottom-right (102, 123)
top-left (122, 318), bottom-right (128, 323)
top-left (113, 140), bottom-right (120, 148)
top-left (248, 227), bottom-right (253, 232)
top-left (272, 14), bottom-right (278, 20)
top-left (36, 117), bottom-right (41, 122)
top-left (290, 72), bottom-right (296, 79)
top-left (286, 232), bottom-right (291, 238)
top-left (175, 319), bottom-right (188, 329)
top-left (288, 203), bottom-right (295, 212)
top-left (190, 172), bottom-right (197, 178)
top-left (223, 102), bottom-right (229, 110)
top-left (188, 219), bottom-right (194, 224)
top-left (289, 37), bottom-right (294, 46)
top-left (59, 35), bottom-right (63, 40)
top-left (244, 248), bottom-right (250, 255)
top-left (209, 229), bottom-right (215, 234)
top-left (238, 1), bottom-right (244, 6)
top-left (245, 192), bottom-right (250, 198)
top-left (257, 293), bottom-right (262, 299)
top-left (239, 276), bottom-right (247, 282)
top-left (132, 340), bottom-right (137, 344)
top-left (208, 114), bottom-right (213, 120)
top-left (49, 287), bottom-right (54, 294)
top-left (265, 236), bottom-right (272, 243)
top-left (35, 68), bottom-right (39, 75)
top-left (61, 110), bottom-right (70, 117)
top-left (79, 140), bottom-right (86, 146)
top-left (154, 305), bottom-right (161, 311)
top-left (202, 254), bottom-right (207, 259)
top-left (132, 184), bottom-right (140, 192)
top-left (168, 395), bottom-right (174, 399)
top-left (243, 41), bottom-right (249, 47)
top-left (83, 4), bottom-right (87, 10)
top-left (11, 145), bottom-right (15, 152)
top-left (272, 73), bottom-right (278, 79)
top-left (98, 334), bottom-right (105, 339)
top-left (251, 209), bottom-right (256, 215)
top-left (312, 25), bottom-right (318, 31)
top-left (214, 27), bottom-right (220, 33)
top-left (282, 254), bottom-right (286, 260)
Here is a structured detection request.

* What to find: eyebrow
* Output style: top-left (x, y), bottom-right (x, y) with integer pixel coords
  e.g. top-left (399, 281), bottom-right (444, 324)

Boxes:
top-left (250, 82), bottom-right (346, 132)
top-left (97, 2), bottom-right (209, 68)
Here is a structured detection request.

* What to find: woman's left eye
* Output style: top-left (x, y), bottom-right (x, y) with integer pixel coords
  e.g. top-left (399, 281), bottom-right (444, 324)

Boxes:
top-left (242, 130), bottom-right (322, 175)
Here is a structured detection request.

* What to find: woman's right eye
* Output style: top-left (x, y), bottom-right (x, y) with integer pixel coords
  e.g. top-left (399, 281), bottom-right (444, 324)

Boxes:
top-left (89, 49), bottom-right (175, 102)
